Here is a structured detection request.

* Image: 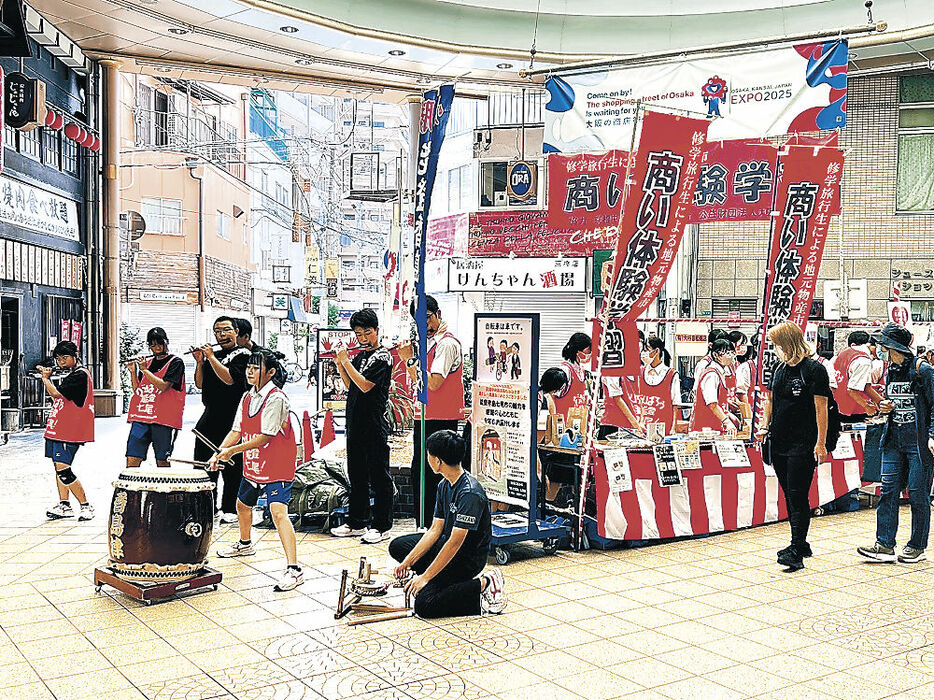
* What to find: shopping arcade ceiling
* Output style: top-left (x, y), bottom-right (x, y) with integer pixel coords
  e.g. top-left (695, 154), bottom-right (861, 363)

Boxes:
top-left (26, 0), bottom-right (934, 101)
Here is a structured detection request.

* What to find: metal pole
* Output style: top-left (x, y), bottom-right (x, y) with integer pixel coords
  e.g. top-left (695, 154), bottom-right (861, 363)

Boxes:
top-left (99, 59), bottom-right (122, 406)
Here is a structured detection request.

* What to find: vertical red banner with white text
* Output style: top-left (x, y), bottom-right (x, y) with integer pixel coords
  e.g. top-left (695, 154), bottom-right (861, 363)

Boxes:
top-left (605, 111), bottom-right (709, 322)
top-left (756, 145), bottom-right (844, 392)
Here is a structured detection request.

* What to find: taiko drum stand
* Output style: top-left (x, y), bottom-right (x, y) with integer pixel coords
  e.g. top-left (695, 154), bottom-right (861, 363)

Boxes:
top-left (94, 567), bottom-right (222, 606)
top-left (334, 556), bottom-right (413, 626)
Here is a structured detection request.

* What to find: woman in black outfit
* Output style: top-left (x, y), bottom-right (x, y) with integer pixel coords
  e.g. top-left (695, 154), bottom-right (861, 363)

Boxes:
top-left (757, 321), bottom-right (831, 572)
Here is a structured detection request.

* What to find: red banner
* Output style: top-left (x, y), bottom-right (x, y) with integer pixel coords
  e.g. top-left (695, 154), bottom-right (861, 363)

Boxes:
top-left (60, 320), bottom-right (71, 343)
top-left (467, 210), bottom-right (617, 257)
top-left (548, 149), bottom-right (631, 238)
top-left (591, 318), bottom-right (642, 378)
top-left (688, 139), bottom-right (779, 224)
top-left (70, 321), bottom-right (82, 349)
top-left (756, 145), bottom-right (844, 389)
top-left (427, 213), bottom-right (467, 260)
top-left (606, 111), bottom-right (710, 321)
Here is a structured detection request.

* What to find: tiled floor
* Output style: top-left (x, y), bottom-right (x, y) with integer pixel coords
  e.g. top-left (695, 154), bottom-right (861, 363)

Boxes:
top-left (3, 426), bottom-right (934, 698)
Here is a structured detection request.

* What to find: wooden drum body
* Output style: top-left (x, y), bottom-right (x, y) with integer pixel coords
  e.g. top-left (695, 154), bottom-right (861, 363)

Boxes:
top-left (108, 467), bottom-right (215, 583)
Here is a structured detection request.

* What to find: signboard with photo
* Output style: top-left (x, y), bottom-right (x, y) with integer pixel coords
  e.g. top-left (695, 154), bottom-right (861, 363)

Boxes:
top-left (474, 315), bottom-right (533, 384)
top-left (316, 328), bottom-right (360, 412)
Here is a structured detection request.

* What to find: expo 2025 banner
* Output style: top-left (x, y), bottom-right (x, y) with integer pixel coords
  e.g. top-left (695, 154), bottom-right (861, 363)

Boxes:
top-left (544, 40), bottom-right (847, 153)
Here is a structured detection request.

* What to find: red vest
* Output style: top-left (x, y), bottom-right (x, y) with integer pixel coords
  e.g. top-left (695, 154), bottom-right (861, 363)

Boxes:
top-left (421, 332), bottom-right (465, 421)
top-left (724, 361), bottom-right (738, 403)
top-left (689, 367), bottom-right (727, 432)
top-left (833, 347), bottom-right (872, 416)
top-left (127, 355), bottom-right (185, 429)
top-left (633, 366), bottom-right (677, 434)
top-left (553, 361), bottom-right (590, 421)
top-left (601, 375), bottom-right (639, 429)
top-left (240, 388), bottom-right (297, 484)
top-left (45, 368), bottom-right (95, 443)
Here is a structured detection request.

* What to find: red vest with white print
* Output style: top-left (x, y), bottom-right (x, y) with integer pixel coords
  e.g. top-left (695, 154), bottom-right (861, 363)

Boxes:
top-left (127, 355), bottom-right (185, 429)
top-left (689, 367), bottom-right (728, 433)
top-left (421, 331), bottom-right (465, 421)
top-left (553, 361), bottom-right (590, 422)
top-left (240, 388), bottom-right (297, 483)
top-left (44, 368), bottom-right (95, 443)
top-left (833, 347), bottom-right (872, 416)
top-left (634, 366), bottom-right (677, 434)
top-left (601, 375), bottom-right (639, 429)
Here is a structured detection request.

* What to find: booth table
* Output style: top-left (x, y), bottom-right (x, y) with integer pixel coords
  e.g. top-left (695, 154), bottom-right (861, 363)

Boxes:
top-left (590, 434), bottom-right (866, 544)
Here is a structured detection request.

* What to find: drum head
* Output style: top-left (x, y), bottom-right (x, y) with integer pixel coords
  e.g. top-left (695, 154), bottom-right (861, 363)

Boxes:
top-left (114, 465), bottom-right (214, 492)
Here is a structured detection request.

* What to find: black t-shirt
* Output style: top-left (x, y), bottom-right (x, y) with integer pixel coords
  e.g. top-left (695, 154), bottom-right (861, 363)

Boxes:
top-left (769, 357), bottom-right (831, 456)
top-left (139, 355), bottom-right (185, 391)
top-left (197, 347), bottom-right (250, 432)
top-left (433, 471), bottom-right (491, 571)
top-left (345, 347), bottom-right (392, 436)
top-left (58, 367), bottom-right (89, 407)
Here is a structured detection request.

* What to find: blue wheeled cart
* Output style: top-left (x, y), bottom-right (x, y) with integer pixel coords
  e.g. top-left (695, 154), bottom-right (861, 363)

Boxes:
top-left (473, 312), bottom-right (571, 565)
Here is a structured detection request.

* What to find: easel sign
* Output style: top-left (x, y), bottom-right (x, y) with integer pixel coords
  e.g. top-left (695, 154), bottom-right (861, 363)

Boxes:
top-left (316, 328), bottom-right (359, 412)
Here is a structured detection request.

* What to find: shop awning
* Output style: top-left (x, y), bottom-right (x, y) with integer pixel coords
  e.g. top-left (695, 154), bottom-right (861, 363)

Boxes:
top-left (288, 297), bottom-right (308, 323)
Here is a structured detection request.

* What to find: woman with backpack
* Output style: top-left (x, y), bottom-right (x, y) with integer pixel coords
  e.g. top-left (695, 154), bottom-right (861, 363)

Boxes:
top-left (756, 321), bottom-right (833, 572)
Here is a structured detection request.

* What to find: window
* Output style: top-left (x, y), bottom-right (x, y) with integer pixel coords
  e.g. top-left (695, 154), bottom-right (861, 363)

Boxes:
top-left (141, 198), bottom-right (183, 235)
top-left (897, 75), bottom-right (934, 212)
top-left (62, 137), bottom-right (79, 176)
top-left (373, 121), bottom-right (385, 128)
top-left (479, 160), bottom-right (537, 208)
top-left (19, 126), bottom-right (41, 160)
top-left (216, 211), bottom-right (231, 240)
top-left (447, 164), bottom-right (474, 212)
top-left (4, 125), bottom-right (17, 152)
top-left (42, 128), bottom-right (60, 169)
top-left (711, 297), bottom-right (759, 317)
top-left (912, 300), bottom-right (934, 322)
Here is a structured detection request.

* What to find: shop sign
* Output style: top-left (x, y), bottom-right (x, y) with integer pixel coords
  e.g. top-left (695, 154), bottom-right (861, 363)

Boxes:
top-left (0, 239), bottom-right (82, 290)
top-left (673, 321), bottom-right (710, 356)
top-left (506, 161), bottom-right (537, 201)
top-left (280, 319), bottom-right (293, 334)
top-left (891, 262), bottom-right (934, 298)
top-left (468, 209), bottom-right (615, 257)
top-left (0, 176), bottom-right (79, 241)
top-left (448, 257), bottom-right (586, 293)
top-left (544, 39), bottom-right (847, 152)
top-left (317, 328), bottom-right (360, 412)
top-left (592, 249), bottom-right (613, 296)
top-left (4, 72), bottom-right (44, 130)
top-left (887, 301), bottom-right (913, 331)
top-left (271, 293), bottom-right (288, 310)
top-left (605, 111), bottom-right (709, 321)
top-left (140, 291), bottom-right (187, 302)
top-left (325, 278), bottom-right (338, 299)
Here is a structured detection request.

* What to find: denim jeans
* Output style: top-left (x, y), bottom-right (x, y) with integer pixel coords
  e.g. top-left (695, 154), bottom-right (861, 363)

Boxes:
top-left (876, 446), bottom-right (934, 550)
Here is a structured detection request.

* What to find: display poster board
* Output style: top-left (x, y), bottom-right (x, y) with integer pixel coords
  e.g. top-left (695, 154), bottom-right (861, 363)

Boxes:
top-left (316, 328), bottom-right (360, 412)
top-left (603, 447), bottom-right (633, 493)
top-left (653, 444), bottom-right (682, 486)
top-left (472, 314), bottom-right (539, 510)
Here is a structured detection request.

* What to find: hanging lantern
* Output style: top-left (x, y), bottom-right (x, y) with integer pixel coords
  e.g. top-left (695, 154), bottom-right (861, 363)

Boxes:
top-left (64, 122), bottom-right (81, 140)
top-left (80, 130), bottom-right (95, 147)
top-left (44, 109), bottom-right (56, 127)
top-left (89, 136), bottom-right (101, 153)
top-left (49, 112), bottom-right (64, 130)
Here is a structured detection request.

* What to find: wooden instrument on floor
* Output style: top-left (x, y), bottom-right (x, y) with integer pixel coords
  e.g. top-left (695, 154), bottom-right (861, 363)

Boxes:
top-left (107, 465), bottom-right (215, 583)
top-left (335, 556), bottom-right (413, 625)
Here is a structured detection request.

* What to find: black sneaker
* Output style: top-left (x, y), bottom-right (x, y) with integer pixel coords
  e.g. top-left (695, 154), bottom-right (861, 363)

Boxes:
top-left (777, 543), bottom-right (812, 559)
top-left (777, 550), bottom-right (804, 572)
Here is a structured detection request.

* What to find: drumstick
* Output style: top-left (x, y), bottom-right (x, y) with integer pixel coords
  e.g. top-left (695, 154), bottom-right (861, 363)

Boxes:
top-left (168, 458), bottom-right (211, 468)
top-left (193, 429), bottom-right (233, 467)
top-left (347, 610), bottom-right (413, 626)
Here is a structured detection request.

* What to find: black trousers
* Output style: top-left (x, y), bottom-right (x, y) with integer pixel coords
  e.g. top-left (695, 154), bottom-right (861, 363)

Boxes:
top-left (347, 428), bottom-right (393, 532)
top-left (772, 452), bottom-right (818, 548)
top-left (411, 419), bottom-right (459, 527)
top-left (194, 417), bottom-right (242, 514)
top-left (389, 533), bottom-right (483, 618)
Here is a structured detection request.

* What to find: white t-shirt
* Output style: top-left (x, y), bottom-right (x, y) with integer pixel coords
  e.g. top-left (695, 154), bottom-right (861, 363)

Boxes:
top-left (232, 382), bottom-right (289, 436)
top-left (735, 362), bottom-right (751, 394)
top-left (818, 356), bottom-right (838, 390)
top-left (428, 334), bottom-right (462, 378)
top-left (847, 344), bottom-right (874, 392)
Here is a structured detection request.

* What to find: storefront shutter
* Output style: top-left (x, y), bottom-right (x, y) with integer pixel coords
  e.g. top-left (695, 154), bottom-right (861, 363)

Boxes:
top-left (124, 303), bottom-right (200, 376)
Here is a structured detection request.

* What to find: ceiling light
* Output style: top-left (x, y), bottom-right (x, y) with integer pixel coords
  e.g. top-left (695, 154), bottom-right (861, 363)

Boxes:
top-left (295, 58), bottom-right (314, 66)
top-left (497, 63), bottom-right (513, 69)
top-left (153, 67), bottom-right (172, 72)
top-left (388, 49), bottom-right (405, 56)
top-left (416, 76), bottom-right (431, 85)
top-left (280, 26), bottom-right (298, 33)
top-left (139, 0), bottom-right (158, 4)
top-left (167, 27), bottom-right (189, 35)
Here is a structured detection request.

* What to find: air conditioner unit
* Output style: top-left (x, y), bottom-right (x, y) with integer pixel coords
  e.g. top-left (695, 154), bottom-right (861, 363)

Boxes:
top-left (494, 191), bottom-right (508, 206)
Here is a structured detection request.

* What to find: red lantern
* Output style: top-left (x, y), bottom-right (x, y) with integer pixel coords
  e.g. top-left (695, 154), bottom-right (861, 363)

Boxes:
top-left (77, 126), bottom-right (88, 143)
top-left (49, 112), bottom-right (64, 130)
top-left (80, 131), bottom-right (95, 147)
top-left (44, 110), bottom-right (56, 127)
top-left (64, 122), bottom-right (81, 140)
top-left (89, 136), bottom-right (101, 153)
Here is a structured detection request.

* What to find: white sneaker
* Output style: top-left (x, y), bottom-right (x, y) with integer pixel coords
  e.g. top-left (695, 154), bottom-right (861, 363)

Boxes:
top-left (330, 523), bottom-right (366, 538)
top-left (217, 541), bottom-right (256, 558)
top-left (78, 504), bottom-right (95, 521)
top-left (361, 529), bottom-right (390, 544)
top-left (46, 503), bottom-right (74, 520)
top-left (274, 568), bottom-right (304, 591)
top-left (480, 568), bottom-right (507, 615)
top-left (219, 513), bottom-right (239, 525)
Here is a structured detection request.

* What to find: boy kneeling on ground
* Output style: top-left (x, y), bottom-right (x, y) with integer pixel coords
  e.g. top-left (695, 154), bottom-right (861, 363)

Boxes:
top-left (391, 430), bottom-right (507, 617)
top-left (212, 349), bottom-right (303, 592)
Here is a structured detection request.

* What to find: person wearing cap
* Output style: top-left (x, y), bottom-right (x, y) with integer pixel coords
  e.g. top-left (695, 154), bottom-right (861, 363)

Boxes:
top-left (125, 327), bottom-right (186, 468)
top-left (40, 341), bottom-right (95, 521)
top-left (857, 323), bottom-right (934, 564)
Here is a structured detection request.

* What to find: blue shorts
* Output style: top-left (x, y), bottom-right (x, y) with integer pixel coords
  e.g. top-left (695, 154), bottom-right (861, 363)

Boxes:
top-left (237, 479), bottom-right (292, 508)
top-left (126, 422), bottom-right (177, 462)
top-left (45, 439), bottom-right (80, 465)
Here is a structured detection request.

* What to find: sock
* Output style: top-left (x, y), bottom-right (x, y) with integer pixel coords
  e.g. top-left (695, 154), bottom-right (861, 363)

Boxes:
top-left (288, 564), bottom-right (301, 572)
top-left (239, 539), bottom-right (251, 546)
top-left (60, 500), bottom-right (70, 506)
top-left (480, 574), bottom-right (489, 593)
top-left (78, 502), bottom-right (88, 507)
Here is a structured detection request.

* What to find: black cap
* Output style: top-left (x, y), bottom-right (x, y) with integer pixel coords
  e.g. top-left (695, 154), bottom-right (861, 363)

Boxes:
top-left (872, 322), bottom-right (914, 356)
